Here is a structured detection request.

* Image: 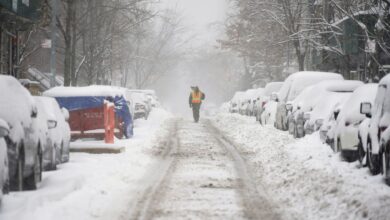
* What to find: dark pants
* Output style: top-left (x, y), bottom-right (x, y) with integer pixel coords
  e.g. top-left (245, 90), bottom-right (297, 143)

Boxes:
top-left (192, 103), bottom-right (201, 122)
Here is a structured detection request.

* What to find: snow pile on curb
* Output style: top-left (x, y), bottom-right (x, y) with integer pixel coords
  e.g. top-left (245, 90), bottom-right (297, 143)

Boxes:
top-left (212, 113), bottom-right (390, 220)
top-left (0, 108), bottom-right (173, 220)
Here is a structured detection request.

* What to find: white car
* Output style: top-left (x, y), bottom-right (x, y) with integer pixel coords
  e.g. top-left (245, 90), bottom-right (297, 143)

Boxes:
top-left (229, 91), bottom-right (245, 113)
top-left (130, 92), bottom-right (150, 120)
top-left (128, 90), bottom-right (154, 112)
top-left (304, 80), bottom-right (363, 135)
top-left (0, 119), bottom-right (9, 201)
top-left (255, 82), bottom-right (283, 123)
top-left (238, 89), bottom-right (256, 115)
top-left (289, 80), bottom-right (362, 138)
top-left (247, 88), bottom-right (264, 116)
top-left (36, 97), bottom-right (71, 167)
top-left (260, 100), bottom-right (278, 125)
top-left (334, 84), bottom-right (378, 161)
top-left (0, 75), bottom-right (42, 191)
top-left (360, 74), bottom-right (390, 178)
top-left (273, 71), bottom-right (344, 131)
top-left (34, 97), bottom-right (56, 171)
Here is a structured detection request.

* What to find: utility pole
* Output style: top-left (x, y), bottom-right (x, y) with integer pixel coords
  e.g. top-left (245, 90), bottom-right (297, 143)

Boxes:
top-left (50, 0), bottom-right (58, 87)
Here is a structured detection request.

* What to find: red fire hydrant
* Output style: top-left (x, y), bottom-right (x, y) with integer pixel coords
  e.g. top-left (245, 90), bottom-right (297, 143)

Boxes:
top-left (104, 100), bottom-right (115, 144)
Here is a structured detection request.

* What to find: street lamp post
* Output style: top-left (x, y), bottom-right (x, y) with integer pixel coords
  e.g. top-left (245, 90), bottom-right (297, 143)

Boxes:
top-left (50, 0), bottom-right (58, 88)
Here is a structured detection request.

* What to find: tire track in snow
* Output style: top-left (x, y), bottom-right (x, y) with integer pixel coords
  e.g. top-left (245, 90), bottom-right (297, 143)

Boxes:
top-left (127, 119), bottom-right (180, 220)
top-left (128, 119), bottom-right (281, 220)
top-left (206, 119), bottom-right (281, 220)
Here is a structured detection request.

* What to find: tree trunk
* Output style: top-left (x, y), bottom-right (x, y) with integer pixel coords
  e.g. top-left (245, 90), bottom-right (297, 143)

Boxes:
top-left (63, 0), bottom-right (73, 86)
top-left (70, 0), bottom-right (77, 86)
top-left (294, 41), bottom-right (305, 71)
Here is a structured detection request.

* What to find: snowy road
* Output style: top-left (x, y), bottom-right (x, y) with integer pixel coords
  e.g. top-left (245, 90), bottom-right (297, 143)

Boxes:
top-left (2, 111), bottom-right (390, 220)
top-left (129, 119), bottom-right (280, 220)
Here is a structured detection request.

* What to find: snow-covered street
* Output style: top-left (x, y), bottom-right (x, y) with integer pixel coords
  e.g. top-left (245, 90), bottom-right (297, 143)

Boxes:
top-left (3, 110), bottom-right (390, 220)
top-left (130, 119), bottom-right (279, 219)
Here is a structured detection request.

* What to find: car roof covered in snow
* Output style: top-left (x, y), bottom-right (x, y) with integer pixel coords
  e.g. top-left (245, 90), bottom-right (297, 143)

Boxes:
top-left (245, 88), bottom-right (264, 100)
top-left (263, 82), bottom-right (283, 96)
top-left (44, 85), bottom-right (126, 98)
top-left (325, 80), bottom-right (363, 92)
top-left (338, 83), bottom-right (378, 124)
top-left (291, 80), bottom-right (363, 111)
top-left (278, 71), bottom-right (344, 102)
top-left (129, 91), bottom-right (148, 104)
top-left (231, 91), bottom-right (245, 102)
top-left (0, 75), bottom-right (36, 141)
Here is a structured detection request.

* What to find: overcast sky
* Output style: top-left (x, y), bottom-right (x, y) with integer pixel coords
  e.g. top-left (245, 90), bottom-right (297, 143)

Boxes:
top-left (158, 0), bottom-right (228, 47)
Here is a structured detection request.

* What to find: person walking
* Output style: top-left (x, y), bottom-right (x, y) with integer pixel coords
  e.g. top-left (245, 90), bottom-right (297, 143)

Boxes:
top-left (189, 86), bottom-right (205, 123)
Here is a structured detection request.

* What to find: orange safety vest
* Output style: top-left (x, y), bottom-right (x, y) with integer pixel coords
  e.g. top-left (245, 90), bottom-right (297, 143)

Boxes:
top-left (192, 92), bottom-right (202, 104)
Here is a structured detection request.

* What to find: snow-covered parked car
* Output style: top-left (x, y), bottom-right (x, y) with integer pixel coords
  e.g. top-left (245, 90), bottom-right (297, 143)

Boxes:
top-left (246, 88), bottom-right (264, 116)
top-left (320, 105), bottom-right (342, 148)
top-left (273, 71), bottom-right (344, 131)
top-left (255, 82), bottom-right (283, 123)
top-left (260, 100), bottom-right (278, 125)
top-left (238, 89), bottom-right (253, 115)
top-left (130, 92), bottom-right (150, 120)
top-left (34, 97), bottom-right (55, 171)
top-left (129, 89), bottom-right (159, 108)
top-left (304, 80), bottom-right (363, 136)
top-left (0, 119), bottom-right (10, 200)
top-left (35, 97), bottom-right (71, 169)
top-left (286, 83), bottom-right (322, 138)
top-left (359, 74), bottom-right (390, 177)
top-left (288, 80), bottom-right (362, 138)
top-left (229, 92), bottom-right (245, 113)
top-left (333, 84), bottom-right (378, 161)
top-left (0, 75), bottom-right (42, 191)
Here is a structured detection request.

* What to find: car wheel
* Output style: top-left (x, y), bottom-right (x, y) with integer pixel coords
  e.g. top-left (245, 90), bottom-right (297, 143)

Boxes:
top-left (2, 178), bottom-right (9, 194)
top-left (24, 148), bottom-right (42, 190)
top-left (289, 121), bottom-right (295, 135)
top-left (50, 144), bottom-right (57, 170)
top-left (293, 125), bottom-right (298, 138)
top-left (10, 146), bottom-right (24, 191)
top-left (382, 146), bottom-right (390, 185)
top-left (332, 138), bottom-right (338, 152)
top-left (358, 140), bottom-right (366, 167)
top-left (367, 141), bottom-right (380, 175)
top-left (337, 138), bottom-right (341, 153)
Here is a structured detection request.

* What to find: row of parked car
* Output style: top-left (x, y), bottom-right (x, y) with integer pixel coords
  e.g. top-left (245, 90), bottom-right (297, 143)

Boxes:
top-left (124, 89), bottom-right (160, 121)
top-left (228, 71), bottom-right (390, 185)
top-left (0, 75), bottom-right (71, 203)
top-left (0, 75), bottom-right (162, 205)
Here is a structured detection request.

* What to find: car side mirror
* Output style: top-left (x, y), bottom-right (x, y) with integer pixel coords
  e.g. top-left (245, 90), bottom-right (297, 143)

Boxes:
top-left (360, 102), bottom-right (372, 118)
top-left (271, 93), bottom-right (279, 102)
top-left (31, 106), bottom-right (38, 118)
top-left (333, 109), bottom-right (340, 120)
top-left (47, 120), bottom-right (57, 129)
top-left (61, 108), bottom-right (70, 121)
top-left (0, 119), bottom-right (9, 137)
